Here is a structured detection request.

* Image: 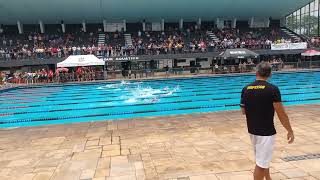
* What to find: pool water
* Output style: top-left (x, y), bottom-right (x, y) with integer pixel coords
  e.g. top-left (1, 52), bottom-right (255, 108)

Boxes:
top-left (0, 71), bottom-right (320, 128)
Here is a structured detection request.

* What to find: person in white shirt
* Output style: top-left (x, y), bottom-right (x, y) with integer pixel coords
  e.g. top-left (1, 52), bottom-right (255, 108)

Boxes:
top-left (311, 38), bottom-right (315, 43)
top-left (241, 41), bottom-right (246, 48)
top-left (82, 45), bottom-right (86, 54)
top-left (97, 46), bottom-right (101, 56)
top-left (0, 49), bottom-right (4, 59)
top-left (77, 46), bottom-right (81, 55)
top-left (72, 46), bottom-right (77, 55)
top-left (215, 64), bottom-right (219, 72)
top-left (27, 50), bottom-right (32, 58)
top-left (57, 48), bottom-right (62, 58)
top-left (87, 45), bottom-right (92, 54)
top-left (92, 45), bottom-right (96, 54)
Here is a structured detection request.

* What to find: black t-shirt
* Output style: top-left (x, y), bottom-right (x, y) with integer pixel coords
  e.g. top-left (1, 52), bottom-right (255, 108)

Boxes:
top-left (240, 80), bottom-right (282, 136)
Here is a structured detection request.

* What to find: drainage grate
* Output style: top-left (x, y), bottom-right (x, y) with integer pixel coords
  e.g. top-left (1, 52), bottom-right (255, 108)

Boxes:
top-left (281, 153), bottom-right (320, 162)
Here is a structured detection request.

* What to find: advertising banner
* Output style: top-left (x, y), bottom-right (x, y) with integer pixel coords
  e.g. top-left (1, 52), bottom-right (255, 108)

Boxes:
top-left (271, 42), bottom-right (307, 50)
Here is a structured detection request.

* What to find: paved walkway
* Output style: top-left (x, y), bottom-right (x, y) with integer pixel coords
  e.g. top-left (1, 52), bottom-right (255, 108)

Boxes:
top-left (0, 105), bottom-right (319, 180)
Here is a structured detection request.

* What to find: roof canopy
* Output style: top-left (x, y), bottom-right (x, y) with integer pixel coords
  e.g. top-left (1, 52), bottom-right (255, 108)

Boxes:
top-left (57, 55), bottom-right (105, 67)
top-left (301, 49), bottom-right (320, 56)
top-left (0, 0), bottom-right (312, 24)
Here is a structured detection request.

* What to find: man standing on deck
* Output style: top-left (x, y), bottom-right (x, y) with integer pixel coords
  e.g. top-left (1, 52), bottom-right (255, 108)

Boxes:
top-left (240, 62), bottom-right (294, 180)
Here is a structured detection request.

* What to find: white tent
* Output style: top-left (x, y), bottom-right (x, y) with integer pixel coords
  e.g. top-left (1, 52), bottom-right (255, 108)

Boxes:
top-left (57, 55), bottom-right (105, 67)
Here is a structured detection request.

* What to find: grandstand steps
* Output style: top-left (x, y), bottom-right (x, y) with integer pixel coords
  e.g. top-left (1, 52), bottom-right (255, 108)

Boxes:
top-left (124, 34), bottom-right (133, 46)
top-left (97, 33), bottom-right (106, 59)
top-left (98, 33), bottom-right (106, 46)
top-left (281, 28), bottom-right (301, 42)
top-left (207, 31), bottom-right (220, 42)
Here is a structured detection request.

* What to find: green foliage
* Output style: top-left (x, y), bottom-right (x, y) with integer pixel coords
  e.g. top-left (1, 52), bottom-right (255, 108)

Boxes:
top-left (286, 14), bottom-right (319, 36)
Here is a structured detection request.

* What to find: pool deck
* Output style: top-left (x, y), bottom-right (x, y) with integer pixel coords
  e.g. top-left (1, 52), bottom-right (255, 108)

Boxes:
top-left (0, 105), bottom-right (319, 180)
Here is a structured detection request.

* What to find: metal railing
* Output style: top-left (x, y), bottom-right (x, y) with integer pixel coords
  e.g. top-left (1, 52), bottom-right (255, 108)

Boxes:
top-left (1, 61), bottom-right (319, 86)
top-left (281, 60), bottom-right (320, 70)
top-left (106, 61), bottom-right (320, 79)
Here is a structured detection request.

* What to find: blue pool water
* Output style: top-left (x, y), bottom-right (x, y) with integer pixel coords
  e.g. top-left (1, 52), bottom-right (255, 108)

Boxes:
top-left (0, 71), bottom-right (320, 128)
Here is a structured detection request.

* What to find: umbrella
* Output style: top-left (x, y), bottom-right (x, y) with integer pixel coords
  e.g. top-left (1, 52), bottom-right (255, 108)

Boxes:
top-left (218, 48), bottom-right (259, 59)
top-left (301, 50), bottom-right (320, 56)
top-left (55, 68), bottom-right (69, 74)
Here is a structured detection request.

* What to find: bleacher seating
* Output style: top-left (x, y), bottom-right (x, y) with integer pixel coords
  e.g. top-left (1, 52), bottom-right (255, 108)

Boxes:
top-left (0, 25), bottom-right (307, 60)
top-left (0, 32), bottom-right (98, 60)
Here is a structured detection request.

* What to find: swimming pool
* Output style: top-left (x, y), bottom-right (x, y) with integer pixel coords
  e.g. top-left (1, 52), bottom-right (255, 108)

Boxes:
top-left (0, 71), bottom-right (320, 128)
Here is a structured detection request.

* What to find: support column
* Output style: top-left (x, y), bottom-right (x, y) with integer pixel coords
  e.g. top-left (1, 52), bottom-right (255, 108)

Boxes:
top-left (279, 17), bottom-right (286, 29)
top-left (17, 21), bottom-right (23, 34)
top-left (103, 20), bottom-right (107, 32)
top-left (216, 18), bottom-right (220, 29)
top-left (161, 19), bottom-right (165, 31)
top-left (232, 18), bottom-right (237, 28)
top-left (82, 20), bottom-right (86, 32)
top-left (39, 20), bottom-right (45, 34)
top-left (249, 17), bottom-right (254, 28)
top-left (142, 21), bottom-right (146, 31)
top-left (61, 21), bottom-right (65, 33)
top-left (179, 18), bottom-right (183, 30)
top-left (197, 18), bottom-right (201, 29)
top-left (267, 18), bottom-right (271, 28)
top-left (123, 20), bottom-right (126, 32)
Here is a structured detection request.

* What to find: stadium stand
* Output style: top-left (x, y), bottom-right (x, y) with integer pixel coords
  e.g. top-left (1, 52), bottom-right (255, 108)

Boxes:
top-left (0, 26), bottom-right (306, 61)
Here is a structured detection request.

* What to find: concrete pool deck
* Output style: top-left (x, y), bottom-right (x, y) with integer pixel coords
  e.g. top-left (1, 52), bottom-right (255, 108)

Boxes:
top-left (0, 105), bottom-right (319, 180)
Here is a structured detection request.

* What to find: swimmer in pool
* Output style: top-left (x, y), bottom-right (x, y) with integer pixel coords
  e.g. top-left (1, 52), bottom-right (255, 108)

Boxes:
top-left (151, 97), bottom-right (159, 103)
top-left (160, 90), bottom-right (173, 97)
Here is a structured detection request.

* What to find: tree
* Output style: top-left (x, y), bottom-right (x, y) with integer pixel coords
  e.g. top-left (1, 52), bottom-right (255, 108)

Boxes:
top-left (286, 15), bottom-right (298, 30)
top-left (286, 14), bottom-right (319, 36)
top-left (302, 15), bottom-right (319, 35)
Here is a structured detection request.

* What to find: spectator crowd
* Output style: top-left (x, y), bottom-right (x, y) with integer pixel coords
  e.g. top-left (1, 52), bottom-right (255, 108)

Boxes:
top-left (0, 32), bottom-right (98, 60)
top-left (0, 67), bottom-right (105, 87)
top-left (309, 37), bottom-right (320, 48)
top-left (212, 28), bottom-right (295, 49)
top-left (0, 27), bottom-right (304, 60)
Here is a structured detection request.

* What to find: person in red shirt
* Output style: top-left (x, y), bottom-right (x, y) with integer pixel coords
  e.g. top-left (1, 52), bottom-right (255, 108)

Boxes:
top-left (76, 67), bottom-right (83, 82)
top-left (51, 47), bottom-right (58, 57)
top-left (48, 69), bottom-right (54, 83)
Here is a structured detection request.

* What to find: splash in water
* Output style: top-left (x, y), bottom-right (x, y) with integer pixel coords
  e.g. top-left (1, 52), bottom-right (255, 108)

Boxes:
top-left (97, 80), bottom-right (136, 90)
top-left (124, 98), bottom-right (137, 103)
top-left (121, 80), bottom-right (130, 85)
top-left (160, 85), bottom-right (180, 97)
top-left (123, 84), bottom-right (180, 104)
top-left (150, 97), bottom-right (159, 103)
top-left (97, 81), bottom-right (180, 104)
